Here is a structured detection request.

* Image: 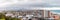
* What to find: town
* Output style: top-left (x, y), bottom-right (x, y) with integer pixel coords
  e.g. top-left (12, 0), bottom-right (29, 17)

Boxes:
top-left (0, 10), bottom-right (59, 20)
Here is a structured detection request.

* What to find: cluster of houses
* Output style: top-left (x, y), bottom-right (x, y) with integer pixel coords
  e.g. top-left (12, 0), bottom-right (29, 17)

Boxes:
top-left (2, 10), bottom-right (60, 20)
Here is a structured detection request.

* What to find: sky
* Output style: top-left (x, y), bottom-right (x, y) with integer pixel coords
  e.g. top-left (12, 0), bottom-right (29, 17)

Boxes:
top-left (0, 0), bottom-right (60, 13)
top-left (0, 0), bottom-right (60, 9)
top-left (0, 0), bottom-right (44, 10)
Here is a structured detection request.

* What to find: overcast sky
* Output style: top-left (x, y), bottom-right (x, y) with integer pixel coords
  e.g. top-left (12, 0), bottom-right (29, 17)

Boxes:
top-left (0, 0), bottom-right (60, 11)
top-left (0, 0), bottom-right (60, 14)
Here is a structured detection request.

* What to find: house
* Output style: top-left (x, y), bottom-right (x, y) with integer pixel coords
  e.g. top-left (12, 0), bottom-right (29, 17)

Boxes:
top-left (52, 14), bottom-right (60, 20)
top-left (5, 12), bottom-right (13, 16)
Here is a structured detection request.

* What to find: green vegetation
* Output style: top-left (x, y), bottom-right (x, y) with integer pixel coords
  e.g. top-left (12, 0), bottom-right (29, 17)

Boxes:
top-left (0, 12), bottom-right (18, 20)
top-left (11, 18), bottom-right (18, 20)
top-left (5, 17), bottom-right (18, 20)
top-left (0, 11), bottom-right (25, 20)
top-left (0, 13), bottom-right (5, 20)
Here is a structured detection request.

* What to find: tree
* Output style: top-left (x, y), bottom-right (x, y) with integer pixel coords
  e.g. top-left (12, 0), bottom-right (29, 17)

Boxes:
top-left (0, 13), bottom-right (5, 20)
top-left (11, 18), bottom-right (18, 20)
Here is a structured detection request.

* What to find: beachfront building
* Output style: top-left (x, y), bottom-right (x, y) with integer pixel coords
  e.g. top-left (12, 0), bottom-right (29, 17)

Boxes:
top-left (4, 10), bottom-right (54, 20)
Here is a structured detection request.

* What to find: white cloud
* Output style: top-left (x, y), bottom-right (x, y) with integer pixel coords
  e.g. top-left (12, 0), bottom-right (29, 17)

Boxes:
top-left (0, 0), bottom-right (45, 7)
top-left (44, 0), bottom-right (60, 5)
top-left (0, 0), bottom-right (60, 11)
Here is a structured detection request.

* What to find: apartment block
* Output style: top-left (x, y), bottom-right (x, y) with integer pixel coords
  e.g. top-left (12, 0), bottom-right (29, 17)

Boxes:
top-left (5, 10), bottom-right (54, 20)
